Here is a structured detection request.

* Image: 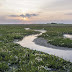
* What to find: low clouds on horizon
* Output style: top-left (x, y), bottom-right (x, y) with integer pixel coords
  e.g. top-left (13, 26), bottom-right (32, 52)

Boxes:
top-left (0, 13), bottom-right (39, 24)
top-left (9, 13), bottom-right (39, 18)
top-left (0, 0), bottom-right (72, 24)
top-left (65, 13), bottom-right (72, 15)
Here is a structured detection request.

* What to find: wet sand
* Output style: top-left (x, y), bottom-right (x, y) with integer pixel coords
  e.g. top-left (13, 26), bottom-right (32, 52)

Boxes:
top-left (33, 37), bottom-right (72, 50)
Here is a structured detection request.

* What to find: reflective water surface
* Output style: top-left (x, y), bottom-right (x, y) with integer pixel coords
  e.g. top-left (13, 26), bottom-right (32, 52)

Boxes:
top-left (63, 34), bottom-right (72, 39)
top-left (16, 30), bottom-right (72, 62)
top-left (24, 28), bottom-right (30, 30)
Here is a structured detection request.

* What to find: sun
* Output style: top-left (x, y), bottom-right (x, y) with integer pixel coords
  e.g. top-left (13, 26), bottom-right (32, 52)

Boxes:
top-left (24, 17), bottom-right (28, 20)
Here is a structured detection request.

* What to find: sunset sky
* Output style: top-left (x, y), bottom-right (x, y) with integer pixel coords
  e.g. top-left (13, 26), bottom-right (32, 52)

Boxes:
top-left (0, 0), bottom-right (72, 24)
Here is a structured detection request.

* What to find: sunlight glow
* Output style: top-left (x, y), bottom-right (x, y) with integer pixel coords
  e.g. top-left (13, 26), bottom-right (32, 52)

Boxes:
top-left (23, 17), bottom-right (28, 21)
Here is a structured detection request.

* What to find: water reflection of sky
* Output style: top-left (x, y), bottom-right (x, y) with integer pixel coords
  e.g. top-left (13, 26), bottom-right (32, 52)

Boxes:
top-left (63, 34), bottom-right (72, 39)
top-left (16, 30), bottom-right (72, 62)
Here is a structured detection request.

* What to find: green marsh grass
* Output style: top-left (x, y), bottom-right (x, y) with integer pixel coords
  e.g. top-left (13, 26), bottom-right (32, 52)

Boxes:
top-left (0, 24), bottom-right (72, 72)
top-left (38, 25), bottom-right (72, 48)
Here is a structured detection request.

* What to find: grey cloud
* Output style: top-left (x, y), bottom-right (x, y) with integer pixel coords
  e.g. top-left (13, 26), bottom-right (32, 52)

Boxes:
top-left (24, 14), bottom-right (38, 18)
top-left (9, 13), bottom-right (38, 18)
top-left (65, 13), bottom-right (72, 15)
top-left (0, 16), bottom-right (72, 24)
top-left (52, 0), bottom-right (72, 5)
top-left (9, 15), bottom-right (19, 17)
top-left (53, 0), bottom-right (72, 8)
top-left (31, 14), bottom-right (38, 16)
top-left (42, 0), bottom-right (72, 11)
top-left (0, 14), bottom-right (38, 24)
top-left (25, 14), bottom-right (32, 18)
top-left (20, 14), bottom-right (25, 17)
top-left (0, 16), bottom-right (23, 24)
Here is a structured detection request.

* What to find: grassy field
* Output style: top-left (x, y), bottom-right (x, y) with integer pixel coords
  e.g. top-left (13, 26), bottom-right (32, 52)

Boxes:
top-left (0, 24), bottom-right (72, 72)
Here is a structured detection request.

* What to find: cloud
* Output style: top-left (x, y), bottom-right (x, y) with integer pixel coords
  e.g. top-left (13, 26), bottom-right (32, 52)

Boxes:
top-left (9, 15), bottom-right (19, 17)
top-left (0, 2), bottom-right (2, 7)
top-left (9, 13), bottom-right (38, 18)
top-left (0, 0), bottom-right (5, 2)
top-left (25, 14), bottom-right (38, 18)
top-left (42, 0), bottom-right (72, 11)
top-left (0, 0), bottom-right (6, 7)
top-left (65, 13), bottom-right (72, 15)
top-left (20, 14), bottom-right (25, 18)
top-left (1, 15), bottom-right (72, 24)
top-left (0, 16), bottom-right (23, 24)
top-left (0, 3), bottom-right (2, 7)
top-left (0, 14), bottom-right (39, 24)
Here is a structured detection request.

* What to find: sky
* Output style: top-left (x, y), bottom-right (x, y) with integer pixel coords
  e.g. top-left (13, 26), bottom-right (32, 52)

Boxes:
top-left (0, 0), bottom-right (72, 24)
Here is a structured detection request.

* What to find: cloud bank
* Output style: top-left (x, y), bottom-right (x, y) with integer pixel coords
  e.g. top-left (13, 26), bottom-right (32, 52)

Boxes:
top-left (65, 13), bottom-right (72, 15)
top-left (42, 0), bottom-right (72, 11)
top-left (9, 13), bottom-right (38, 18)
top-left (0, 16), bottom-right (23, 24)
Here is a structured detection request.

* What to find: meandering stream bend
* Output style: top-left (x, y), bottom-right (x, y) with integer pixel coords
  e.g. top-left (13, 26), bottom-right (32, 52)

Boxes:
top-left (16, 29), bottom-right (72, 62)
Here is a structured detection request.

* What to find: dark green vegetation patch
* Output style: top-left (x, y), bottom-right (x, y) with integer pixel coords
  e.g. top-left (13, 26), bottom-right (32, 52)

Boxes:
top-left (38, 25), bottom-right (72, 48)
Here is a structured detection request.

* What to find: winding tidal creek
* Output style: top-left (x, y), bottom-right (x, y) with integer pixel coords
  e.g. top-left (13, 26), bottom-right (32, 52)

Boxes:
top-left (16, 29), bottom-right (72, 62)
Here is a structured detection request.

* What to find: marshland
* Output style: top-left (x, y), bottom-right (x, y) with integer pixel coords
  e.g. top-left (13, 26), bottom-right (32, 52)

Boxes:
top-left (0, 24), bottom-right (72, 72)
